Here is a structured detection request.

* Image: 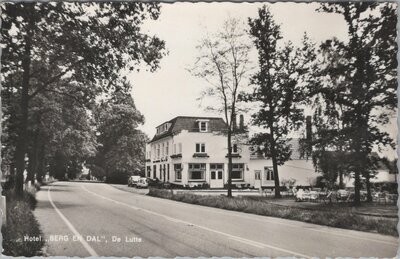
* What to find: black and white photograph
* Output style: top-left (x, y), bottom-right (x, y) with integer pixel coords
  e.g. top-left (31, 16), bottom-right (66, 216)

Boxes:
top-left (0, 1), bottom-right (398, 258)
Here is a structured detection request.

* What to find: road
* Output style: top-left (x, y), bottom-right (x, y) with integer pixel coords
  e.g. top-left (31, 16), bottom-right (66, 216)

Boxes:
top-left (34, 182), bottom-right (398, 257)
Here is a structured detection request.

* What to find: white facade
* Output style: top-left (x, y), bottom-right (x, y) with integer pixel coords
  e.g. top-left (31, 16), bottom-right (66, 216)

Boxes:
top-left (248, 158), bottom-right (318, 189)
top-left (145, 117), bottom-right (251, 188)
top-left (145, 116), bottom-right (322, 189)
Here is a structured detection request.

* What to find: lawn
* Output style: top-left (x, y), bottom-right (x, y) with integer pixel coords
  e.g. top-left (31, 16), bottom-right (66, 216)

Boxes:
top-left (245, 196), bottom-right (398, 218)
top-left (148, 188), bottom-right (398, 237)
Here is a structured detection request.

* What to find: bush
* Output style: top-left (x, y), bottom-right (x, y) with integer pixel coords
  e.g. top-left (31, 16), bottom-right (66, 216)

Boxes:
top-left (2, 189), bottom-right (45, 256)
top-left (148, 189), bottom-right (398, 236)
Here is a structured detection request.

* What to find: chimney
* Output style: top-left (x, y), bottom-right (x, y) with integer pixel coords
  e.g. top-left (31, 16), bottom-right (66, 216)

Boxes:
top-left (232, 112), bottom-right (237, 131)
top-left (306, 116), bottom-right (312, 141)
top-left (239, 114), bottom-right (244, 131)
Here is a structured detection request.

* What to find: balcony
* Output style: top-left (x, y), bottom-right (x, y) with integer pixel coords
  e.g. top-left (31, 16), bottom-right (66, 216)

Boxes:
top-left (225, 153), bottom-right (241, 158)
top-left (193, 153), bottom-right (210, 158)
top-left (170, 154), bottom-right (182, 159)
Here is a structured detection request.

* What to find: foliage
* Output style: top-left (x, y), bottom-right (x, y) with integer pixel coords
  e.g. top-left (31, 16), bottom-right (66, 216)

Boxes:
top-left (190, 17), bottom-right (252, 197)
top-left (310, 2), bottom-right (397, 204)
top-left (245, 6), bottom-right (314, 197)
top-left (91, 86), bottom-right (148, 183)
top-left (280, 178), bottom-right (296, 188)
top-left (1, 2), bottom-right (166, 193)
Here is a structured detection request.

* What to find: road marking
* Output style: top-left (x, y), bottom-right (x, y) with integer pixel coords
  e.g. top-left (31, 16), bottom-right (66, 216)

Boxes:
top-left (127, 189), bottom-right (398, 246)
top-left (229, 237), bottom-right (264, 249)
top-left (82, 185), bottom-right (312, 258)
top-left (48, 186), bottom-right (98, 257)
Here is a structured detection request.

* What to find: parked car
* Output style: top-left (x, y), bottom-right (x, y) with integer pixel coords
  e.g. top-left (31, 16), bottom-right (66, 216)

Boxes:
top-left (136, 177), bottom-right (149, 188)
top-left (128, 175), bottom-right (141, 187)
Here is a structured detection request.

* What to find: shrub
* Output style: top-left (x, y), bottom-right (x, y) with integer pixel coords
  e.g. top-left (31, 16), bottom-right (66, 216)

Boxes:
top-left (2, 189), bottom-right (45, 256)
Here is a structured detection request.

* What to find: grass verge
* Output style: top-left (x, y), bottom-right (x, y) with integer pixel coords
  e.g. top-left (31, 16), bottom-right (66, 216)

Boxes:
top-left (1, 185), bottom-right (45, 256)
top-left (148, 188), bottom-right (398, 237)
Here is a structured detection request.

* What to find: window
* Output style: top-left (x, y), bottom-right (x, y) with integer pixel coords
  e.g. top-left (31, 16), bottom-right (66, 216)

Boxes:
top-left (255, 170), bottom-right (261, 180)
top-left (161, 143), bottom-right (165, 157)
top-left (195, 143), bottom-right (206, 153)
top-left (211, 171), bottom-right (223, 180)
top-left (265, 167), bottom-right (274, 181)
top-left (211, 171), bottom-right (216, 179)
top-left (199, 121), bottom-right (208, 132)
top-left (188, 163), bottom-right (206, 180)
top-left (231, 163), bottom-right (244, 180)
top-left (156, 144), bottom-right (160, 159)
top-left (146, 166), bottom-right (151, 177)
top-left (210, 164), bottom-right (224, 180)
top-left (173, 143), bottom-right (182, 154)
top-left (210, 164), bottom-right (224, 170)
top-left (167, 164), bottom-right (170, 181)
top-left (174, 164), bottom-right (182, 181)
top-left (156, 123), bottom-right (171, 135)
top-left (165, 142), bottom-right (169, 156)
top-left (232, 144), bottom-right (238, 153)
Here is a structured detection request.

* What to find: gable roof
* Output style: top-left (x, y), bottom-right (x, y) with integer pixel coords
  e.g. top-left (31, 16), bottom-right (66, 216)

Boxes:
top-left (149, 116), bottom-right (228, 143)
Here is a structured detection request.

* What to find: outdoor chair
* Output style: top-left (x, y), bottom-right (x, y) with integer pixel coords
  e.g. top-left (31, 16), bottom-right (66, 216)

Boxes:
top-left (386, 194), bottom-right (397, 204)
top-left (321, 191), bottom-right (333, 204)
top-left (309, 191), bottom-right (319, 202)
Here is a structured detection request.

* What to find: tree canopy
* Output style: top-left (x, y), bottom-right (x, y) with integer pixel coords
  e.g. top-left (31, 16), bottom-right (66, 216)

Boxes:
top-left (1, 2), bottom-right (166, 193)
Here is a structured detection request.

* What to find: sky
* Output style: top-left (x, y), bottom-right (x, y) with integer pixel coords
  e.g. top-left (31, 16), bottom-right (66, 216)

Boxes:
top-left (127, 2), bottom-right (397, 158)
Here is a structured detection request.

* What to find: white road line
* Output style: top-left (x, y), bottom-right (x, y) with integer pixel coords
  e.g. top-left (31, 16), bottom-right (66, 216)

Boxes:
top-left (82, 185), bottom-right (312, 258)
top-left (128, 189), bottom-right (398, 246)
top-left (229, 237), bottom-right (265, 249)
top-left (47, 186), bottom-right (98, 257)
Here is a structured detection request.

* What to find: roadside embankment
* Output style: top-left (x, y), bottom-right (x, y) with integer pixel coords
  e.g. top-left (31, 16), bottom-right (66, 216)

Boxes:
top-left (1, 182), bottom-right (53, 256)
top-left (148, 188), bottom-right (398, 237)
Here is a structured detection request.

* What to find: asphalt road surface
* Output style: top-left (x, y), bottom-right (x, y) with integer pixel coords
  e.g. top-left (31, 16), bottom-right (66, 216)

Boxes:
top-left (34, 182), bottom-right (398, 257)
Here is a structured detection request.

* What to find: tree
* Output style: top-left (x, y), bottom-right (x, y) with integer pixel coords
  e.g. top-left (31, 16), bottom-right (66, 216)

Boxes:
top-left (190, 18), bottom-right (251, 197)
top-left (25, 79), bottom-right (97, 182)
top-left (245, 6), bottom-right (313, 198)
top-left (1, 2), bottom-right (166, 194)
top-left (92, 85), bottom-right (148, 184)
top-left (314, 2), bottom-right (397, 205)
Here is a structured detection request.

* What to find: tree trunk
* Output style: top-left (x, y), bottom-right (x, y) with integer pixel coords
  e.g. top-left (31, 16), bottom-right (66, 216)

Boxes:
top-left (14, 13), bottom-right (34, 195)
top-left (36, 141), bottom-right (46, 183)
top-left (353, 169), bottom-right (361, 206)
top-left (269, 123), bottom-right (281, 198)
top-left (227, 129), bottom-right (233, 198)
top-left (270, 143), bottom-right (281, 198)
top-left (26, 151), bottom-right (35, 184)
top-left (365, 172), bottom-right (372, 202)
top-left (26, 126), bottom-right (40, 184)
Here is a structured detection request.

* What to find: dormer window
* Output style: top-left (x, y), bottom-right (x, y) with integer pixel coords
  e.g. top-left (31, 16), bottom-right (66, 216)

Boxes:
top-left (156, 122), bottom-right (171, 135)
top-left (196, 119), bottom-right (209, 132)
